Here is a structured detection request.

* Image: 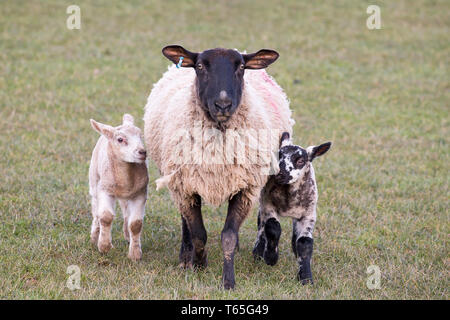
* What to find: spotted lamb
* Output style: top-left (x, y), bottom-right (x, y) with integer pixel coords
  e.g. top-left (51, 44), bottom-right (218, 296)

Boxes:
top-left (253, 132), bottom-right (331, 284)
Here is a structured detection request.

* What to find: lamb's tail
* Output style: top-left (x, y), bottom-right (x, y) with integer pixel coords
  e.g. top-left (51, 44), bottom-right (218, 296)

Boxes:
top-left (155, 168), bottom-right (181, 190)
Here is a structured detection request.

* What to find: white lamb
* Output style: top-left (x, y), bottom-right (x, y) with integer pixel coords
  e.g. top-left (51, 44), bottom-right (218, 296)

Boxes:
top-left (89, 114), bottom-right (148, 260)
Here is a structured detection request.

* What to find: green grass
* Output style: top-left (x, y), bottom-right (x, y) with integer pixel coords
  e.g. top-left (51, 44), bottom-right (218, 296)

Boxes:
top-left (0, 0), bottom-right (448, 299)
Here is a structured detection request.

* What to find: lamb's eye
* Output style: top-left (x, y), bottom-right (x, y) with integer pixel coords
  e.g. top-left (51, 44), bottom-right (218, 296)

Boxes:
top-left (117, 137), bottom-right (123, 143)
top-left (197, 63), bottom-right (203, 70)
top-left (239, 63), bottom-right (245, 70)
top-left (296, 158), bottom-right (304, 167)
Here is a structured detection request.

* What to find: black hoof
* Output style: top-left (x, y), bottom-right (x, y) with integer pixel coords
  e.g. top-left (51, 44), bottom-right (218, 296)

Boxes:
top-left (252, 239), bottom-right (265, 261)
top-left (263, 249), bottom-right (279, 266)
top-left (223, 280), bottom-right (235, 290)
top-left (193, 249), bottom-right (208, 270)
top-left (298, 275), bottom-right (314, 285)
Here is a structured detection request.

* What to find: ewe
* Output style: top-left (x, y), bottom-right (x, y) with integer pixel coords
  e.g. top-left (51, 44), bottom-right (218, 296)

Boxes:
top-left (253, 132), bottom-right (331, 284)
top-left (144, 45), bottom-right (294, 289)
top-left (89, 114), bottom-right (148, 260)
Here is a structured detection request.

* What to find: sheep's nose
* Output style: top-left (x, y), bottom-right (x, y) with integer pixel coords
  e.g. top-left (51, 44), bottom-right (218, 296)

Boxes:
top-left (214, 98), bottom-right (232, 112)
top-left (138, 149), bottom-right (146, 157)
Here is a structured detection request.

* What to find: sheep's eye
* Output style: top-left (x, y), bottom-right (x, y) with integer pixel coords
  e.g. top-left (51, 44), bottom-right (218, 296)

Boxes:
top-left (197, 63), bottom-right (203, 70)
top-left (239, 63), bottom-right (245, 70)
top-left (117, 137), bottom-right (123, 143)
top-left (296, 158), bottom-right (305, 167)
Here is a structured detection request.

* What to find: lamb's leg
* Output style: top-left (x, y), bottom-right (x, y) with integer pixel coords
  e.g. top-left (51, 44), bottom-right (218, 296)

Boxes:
top-left (221, 191), bottom-right (251, 290)
top-left (90, 195), bottom-right (100, 245)
top-left (97, 191), bottom-right (116, 253)
top-left (119, 199), bottom-right (130, 242)
top-left (181, 194), bottom-right (207, 269)
top-left (127, 193), bottom-right (146, 261)
top-left (262, 216), bottom-right (281, 266)
top-left (252, 210), bottom-right (266, 260)
top-left (252, 208), bottom-right (281, 266)
top-left (292, 215), bottom-right (316, 285)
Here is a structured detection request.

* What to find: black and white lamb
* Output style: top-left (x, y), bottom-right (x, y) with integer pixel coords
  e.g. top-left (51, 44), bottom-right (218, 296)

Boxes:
top-left (253, 132), bottom-right (331, 284)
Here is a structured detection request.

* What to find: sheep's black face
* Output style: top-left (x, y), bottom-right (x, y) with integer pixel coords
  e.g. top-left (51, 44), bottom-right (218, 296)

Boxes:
top-left (195, 49), bottom-right (245, 123)
top-left (162, 45), bottom-right (279, 125)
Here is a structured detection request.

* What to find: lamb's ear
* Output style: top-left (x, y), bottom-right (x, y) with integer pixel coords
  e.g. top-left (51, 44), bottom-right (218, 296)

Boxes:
top-left (280, 132), bottom-right (291, 147)
top-left (90, 119), bottom-right (114, 139)
top-left (307, 142), bottom-right (332, 161)
top-left (243, 49), bottom-right (279, 69)
top-left (123, 113), bottom-right (134, 125)
top-left (162, 45), bottom-right (198, 67)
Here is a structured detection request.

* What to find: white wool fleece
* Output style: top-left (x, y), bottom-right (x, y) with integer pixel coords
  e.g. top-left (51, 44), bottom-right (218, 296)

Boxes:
top-left (144, 64), bottom-right (294, 210)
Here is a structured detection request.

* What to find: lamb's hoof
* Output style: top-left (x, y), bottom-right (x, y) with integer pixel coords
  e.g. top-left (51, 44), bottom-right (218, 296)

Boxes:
top-left (90, 232), bottom-right (99, 245)
top-left (98, 241), bottom-right (113, 253)
top-left (263, 249), bottom-right (279, 266)
top-left (128, 248), bottom-right (142, 261)
top-left (252, 244), bottom-right (265, 261)
top-left (252, 235), bottom-right (266, 261)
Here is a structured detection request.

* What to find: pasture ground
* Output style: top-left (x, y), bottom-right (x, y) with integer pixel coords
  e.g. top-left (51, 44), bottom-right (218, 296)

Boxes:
top-left (0, 0), bottom-right (448, 299)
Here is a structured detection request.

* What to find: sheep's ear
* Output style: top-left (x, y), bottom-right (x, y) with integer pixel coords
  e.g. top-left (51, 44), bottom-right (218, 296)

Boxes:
top-left (280, 132), bottom-right (291, 147)
top-left (307, 142), bottom-right (332, 161)
top-left (123, 113), bottom-right (134, 125)
top-left (243, 49), bottom-right (279, 69)
top-left (162, 45), bottom-right (198, 67)
top-left (90, 119), bottom-right (115, 139)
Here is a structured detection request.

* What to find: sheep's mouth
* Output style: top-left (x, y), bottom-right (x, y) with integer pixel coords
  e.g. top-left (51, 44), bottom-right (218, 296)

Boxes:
top-left (215, 115), bottom-right (230, 123)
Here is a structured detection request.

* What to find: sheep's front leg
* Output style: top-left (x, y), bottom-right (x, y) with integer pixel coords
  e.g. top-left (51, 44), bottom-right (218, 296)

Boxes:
top-left (252, 208), bottom-right (281, 266)
top-left (221, 191), bottom-right (251, 290)
top-left (180, 194), bottom-right (207, 269)
top-left (127, 193), bottom-right (146, 261)
top-left (292, 215), bottom-right (316, 285)
top-left (119, 199), bottom-right (130, 242)
top-left (97, 191), bottom-right (116, 253)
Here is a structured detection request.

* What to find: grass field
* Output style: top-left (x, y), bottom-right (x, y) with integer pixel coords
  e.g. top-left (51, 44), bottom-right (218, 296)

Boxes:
top-left (0, 0), bottom-right (448, 299)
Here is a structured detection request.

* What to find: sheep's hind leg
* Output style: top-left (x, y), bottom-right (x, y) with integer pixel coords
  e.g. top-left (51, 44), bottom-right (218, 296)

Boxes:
top-left (292, 216), bottom-right (316, 285)
top-left (180, 195), bottom-right (207, 269)
top-left (221, 191), bottom-right (251, 290)
top-left (179, 216), bottom-right (194, 269)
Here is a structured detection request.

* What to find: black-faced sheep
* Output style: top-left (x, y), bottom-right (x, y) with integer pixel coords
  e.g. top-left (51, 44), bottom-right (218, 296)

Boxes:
top-left (253, 132), bottom-right (331, 284)
top-left (144, 46), bottom-right (294, 289)
top-left (89, 114), bottom-right (148, 260)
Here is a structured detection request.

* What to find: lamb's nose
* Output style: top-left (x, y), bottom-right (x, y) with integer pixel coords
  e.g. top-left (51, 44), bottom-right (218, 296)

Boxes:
top-left (138, 149), bottom-right (146, 157)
